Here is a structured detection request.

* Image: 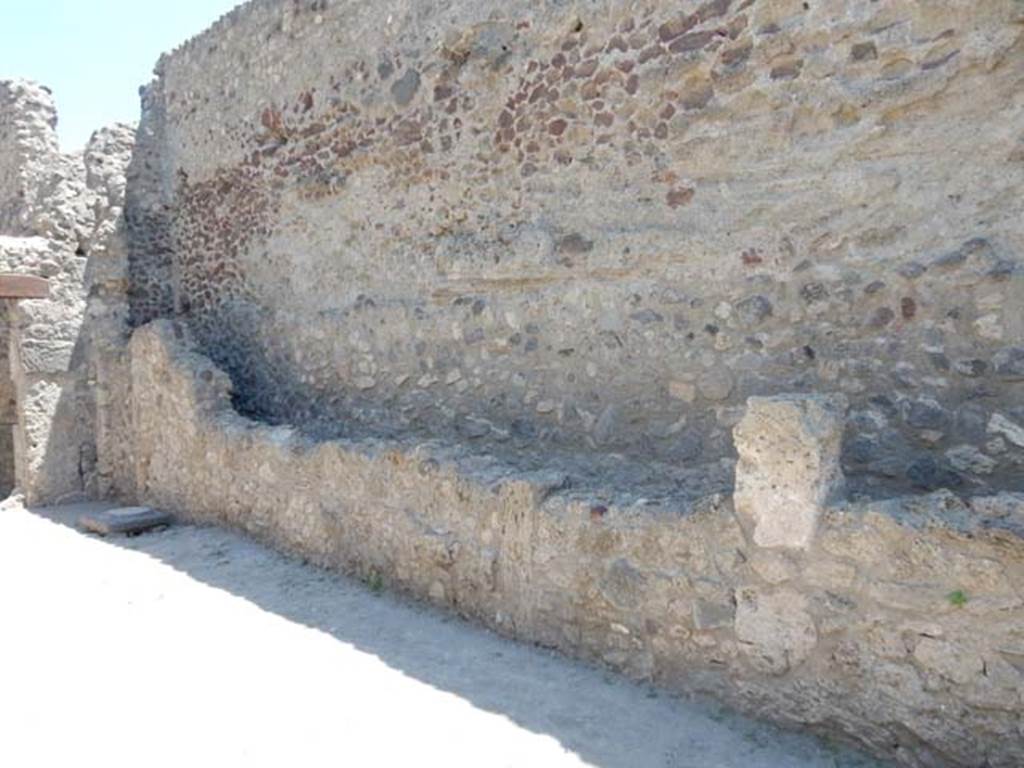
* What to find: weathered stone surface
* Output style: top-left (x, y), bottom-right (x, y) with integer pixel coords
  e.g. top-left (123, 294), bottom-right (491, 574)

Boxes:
top-left (734, 394), bottom-right (847, 549)
top-left (692, 598), bottom-right (735, 630)
top-left (697, 368), bottom-right (734, 402)
top-left (79, 506), bottom-right (173, 535)
top-left (6, 1), bottom-right (1024, 765)
top-left (99, 0), bottom-right (1024, 498)
top-left (121, 322), bottom-right (1024, 767)
top-left (988, 413), bottom-right (1024, 449)
top-left (912, 638), bottom-right (985, 686)
top-left (19, 339), bottom-right (74, 374)
top-left (734, 587), bottom-right (818, 675)
top-left (945, 445), bottom-right (997, 476)
top-left (0, 80), bottom-right (135, 504)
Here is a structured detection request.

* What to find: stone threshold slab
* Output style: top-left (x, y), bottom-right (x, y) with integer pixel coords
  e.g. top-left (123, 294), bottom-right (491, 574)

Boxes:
top-left (80, 506), bottom-right (173, 536)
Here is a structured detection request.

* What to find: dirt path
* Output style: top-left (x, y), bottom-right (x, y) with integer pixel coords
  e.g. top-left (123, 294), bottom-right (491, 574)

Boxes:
top-left (0, 500), bottom-right (884, 768)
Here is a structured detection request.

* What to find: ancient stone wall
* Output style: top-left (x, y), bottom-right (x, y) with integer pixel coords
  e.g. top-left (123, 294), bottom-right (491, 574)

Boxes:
top-left (141, 0), bottom-right (1024, 497)
top-left (0, 81), bottom-right (61, 235)
top-left (129, 318), bottom-right (1024, 767)
top-left (0, 80), bottom-right (135, 504)
top-left (5, 1), bottom-right (1024, 764)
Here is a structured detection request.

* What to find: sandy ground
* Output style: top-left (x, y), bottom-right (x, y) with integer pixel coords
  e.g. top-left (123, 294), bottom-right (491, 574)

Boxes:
top-left (0, 500), bottom-right (885, 768)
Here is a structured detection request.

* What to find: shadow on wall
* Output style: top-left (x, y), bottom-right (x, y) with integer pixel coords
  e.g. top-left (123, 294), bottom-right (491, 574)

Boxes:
top-left (28, 502), bottom-right (883, 768)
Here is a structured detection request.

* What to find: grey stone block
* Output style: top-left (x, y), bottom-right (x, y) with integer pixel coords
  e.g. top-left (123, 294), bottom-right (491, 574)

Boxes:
top-left (733, 394), bottom-right (848, 549)
top-left (80, 506), bottom-right (173, 535)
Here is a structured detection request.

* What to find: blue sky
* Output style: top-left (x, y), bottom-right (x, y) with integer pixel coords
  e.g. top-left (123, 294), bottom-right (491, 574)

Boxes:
top-left (2, 0), bottom-right (242, 150)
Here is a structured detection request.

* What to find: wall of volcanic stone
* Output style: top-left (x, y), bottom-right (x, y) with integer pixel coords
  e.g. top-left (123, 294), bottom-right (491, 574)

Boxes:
top-left (143, 0), bottom-right (1024, 496)
top-left (130, 317), bottom-right (1024, 768)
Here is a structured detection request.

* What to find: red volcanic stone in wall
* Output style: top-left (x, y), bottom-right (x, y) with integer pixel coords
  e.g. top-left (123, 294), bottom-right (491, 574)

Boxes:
top-left (394, 120), bottom-right (423, 145)
top-left (574, 58), bottom-right (599, 78)
top-left (626, 73), bottom-right (640, 95)
top-left (658, 15), bottom-right (697, 43)
top-left (499, 110), bottom-right (515, 128)
top-left (548, 118), bottom-right (569, 136)
top-left (594, 112), bottom-right (615, 127)
top-left (667, 187), bottom-right (695, 208)
top-left (741, 248), bottom-right (763, 266)
top-left (901, 297), bottom-right (917, 320)
top-left (261, 107), bottom-right (284, 134)
top-left (638, 45), bottom-right (665, 64)
top-left (720, 42), bottom-right (752, 67)
top-left (669, 31), bottom-right (716, 54)
top-left (434, 84), bottom-right (455, 101)
top-left (660, 103), bottom-right (677, 120)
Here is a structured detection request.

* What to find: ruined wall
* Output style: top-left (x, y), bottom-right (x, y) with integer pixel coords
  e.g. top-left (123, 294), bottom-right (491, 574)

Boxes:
top-left (0, 80), bottom-right (135, 504)
top-left (84, 124), bottom-right (140, 501)
top-left (0, 81), bottom-right (61, 235)
top-left (130, 319), bottom-right (1024, 768)
top-left (5, 1), bottom-right (1024, 763)
top-left (140, 0), bottom-right (1024, 497)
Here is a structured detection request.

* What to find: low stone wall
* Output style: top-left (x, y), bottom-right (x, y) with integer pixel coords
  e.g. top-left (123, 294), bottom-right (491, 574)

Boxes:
top-left (130, 319), bottom-right (1024, 768)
